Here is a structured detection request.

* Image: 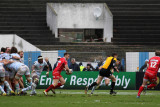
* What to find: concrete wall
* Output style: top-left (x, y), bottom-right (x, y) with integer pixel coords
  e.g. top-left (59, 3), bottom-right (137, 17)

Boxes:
top-left (0, 34), bottom-right (41, 51)
top-left (126, 52), bottom-right (157, 72)
top-left (41, 51), bottom-right (58, 67)
top-left (103, 4), bottom-right (113, 42)
top-left (47, 3), bottom-right (113, 42)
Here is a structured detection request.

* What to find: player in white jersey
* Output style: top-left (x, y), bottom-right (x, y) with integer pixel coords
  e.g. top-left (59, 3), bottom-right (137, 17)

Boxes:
top-left (18, 51), bottom-right (25, 89)
top-left (30, 56), bottom-right (49, 95)
top-left (6, 61), bottom-right (32, 95)
top-left (0, 59), bottom-right (15, 96)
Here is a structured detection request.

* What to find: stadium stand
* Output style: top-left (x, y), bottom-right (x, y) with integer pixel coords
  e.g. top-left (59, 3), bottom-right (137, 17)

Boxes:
top-left (1, 0), bottom-right (160, 45)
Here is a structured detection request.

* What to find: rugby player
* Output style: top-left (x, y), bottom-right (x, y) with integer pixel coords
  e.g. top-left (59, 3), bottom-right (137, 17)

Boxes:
top-left (18, 51), bottom-right (24, 89)
top-left (30, 56), bottom-right (49, 95)
top-left (137, 50), bottom-right (160, 98)
top-left (0, 59), bottom-right (15, 96)
top-left (43, 53), bottom-right (72, 95)
top-left (6, 61), bottom-right (32, 95)
top-left (85, 53), bottom-right (119, 95)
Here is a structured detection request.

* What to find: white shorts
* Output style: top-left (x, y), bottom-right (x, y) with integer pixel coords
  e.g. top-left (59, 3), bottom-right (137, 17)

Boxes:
top-left (5, 70), bottom-right (9, 77)
top-left (0, 68), bottom-right (5, 77)
top-left (9, 70), bottom-right (16, 79)
top-left (17, 65), bottom-right (30, 76)
top-left (31, 72), bottom-right (40, 79)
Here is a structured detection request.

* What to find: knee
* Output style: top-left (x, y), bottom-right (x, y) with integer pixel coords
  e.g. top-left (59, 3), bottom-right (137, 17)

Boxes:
top-left (105, 82), bottom-right (109, 86)
top-left (34, 78), bottom-right (39, 85)
top-left (112, 78), bottom-right (116, 82)
top-left (61, 81), bottom-right (66, 85)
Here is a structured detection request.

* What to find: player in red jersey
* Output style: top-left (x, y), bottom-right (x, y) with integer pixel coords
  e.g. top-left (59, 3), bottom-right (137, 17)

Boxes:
top-left (43, 53), bottom-right (71, 95)
top-left (137, 50), bottom-right (160, 98)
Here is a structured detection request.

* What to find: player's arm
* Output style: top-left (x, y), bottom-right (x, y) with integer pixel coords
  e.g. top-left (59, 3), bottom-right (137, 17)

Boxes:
top-left (46, 65), bottom-right (50, 77)
top-left (99, 66), bottom-right (102, 70)
top-left (12, 56), bottom-right (20, 60)
top-left (32, 65), bottom-right (36, 73)
top-left (65, 64), bottom-right (73, 75)
top-left (2, 59), bottom-right (14, 65)
top-left (113, 60), bottom-right (119, 73)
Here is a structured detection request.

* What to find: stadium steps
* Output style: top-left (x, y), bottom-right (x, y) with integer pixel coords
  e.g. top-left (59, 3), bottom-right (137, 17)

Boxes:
top-left (0, 0), bottom-right (59, 45)
top-left (1, 0), bottom-right (160, 45)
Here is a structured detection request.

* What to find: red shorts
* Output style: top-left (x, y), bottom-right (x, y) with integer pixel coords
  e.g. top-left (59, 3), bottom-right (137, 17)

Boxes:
top-left (144, 71), bottom-right (157, 83)
top-left (52, 71), bottom-right (62, 79)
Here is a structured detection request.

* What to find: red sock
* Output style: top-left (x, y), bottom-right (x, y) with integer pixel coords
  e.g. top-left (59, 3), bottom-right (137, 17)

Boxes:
top-left (45, 84), bottom-right (54, 92)
top-left (137, 86), bottom-right (144, 96)
top-left (54, 83), bottom-right (62, 89)
top-left (147, 84), bottom-right (156, 89)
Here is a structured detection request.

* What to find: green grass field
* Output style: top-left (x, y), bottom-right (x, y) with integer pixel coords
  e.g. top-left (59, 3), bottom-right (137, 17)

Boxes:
top-left (0, 89), bottom-right (160, 107)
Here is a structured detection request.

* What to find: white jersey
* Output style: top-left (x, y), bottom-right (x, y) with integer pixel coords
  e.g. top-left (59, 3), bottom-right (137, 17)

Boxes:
top-left (6, 62), bottom-right (24, 72)
top-left (33, 60), bottom-right (47, 76)
top-left (10, 53), bottom-right (20, 61)
top-left (0, 63), bottom-right (5, 77)
top-left (0, 53), bottom-right (11, 60)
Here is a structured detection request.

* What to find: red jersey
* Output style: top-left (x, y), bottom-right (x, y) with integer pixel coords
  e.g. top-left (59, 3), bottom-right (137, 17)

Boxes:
top-left (53, 57), bottom-right (67, 73)
top-left (146, 56), bottom-right (160, 75)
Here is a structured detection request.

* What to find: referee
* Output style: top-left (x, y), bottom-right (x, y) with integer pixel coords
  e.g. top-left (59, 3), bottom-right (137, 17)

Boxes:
top-left (85, 53), bottom-right (119, 95)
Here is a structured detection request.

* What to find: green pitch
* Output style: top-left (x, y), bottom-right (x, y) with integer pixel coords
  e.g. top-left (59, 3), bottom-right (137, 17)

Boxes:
top-left (0, 89), bottom-right (160, 107)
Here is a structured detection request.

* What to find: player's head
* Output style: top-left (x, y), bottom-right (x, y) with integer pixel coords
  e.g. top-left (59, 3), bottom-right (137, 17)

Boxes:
top-left (112, 53), bottom-right (118, 58)
top-left (64, 53), bottom-right (70, 60)
top-left (5, 47), bottom-right (11, 53)
top-left (18, 51), bottom-right (24, 58)
top-left (38, 55), bottom-right (43, 63)
top-left (1, 47), bottom-right (6, 53)
top-left (10, 47), bottom-right (18, 54)
top-left (155, 50), bottom-right (160, 56)
top-left (71, 58), bottom-right (75, 64)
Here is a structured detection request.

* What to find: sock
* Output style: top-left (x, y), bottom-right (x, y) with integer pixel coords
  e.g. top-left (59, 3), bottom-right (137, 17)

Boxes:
top-left (88, 82), bottom-right (97, 89)
top-left (29, 82), bottom-right (32, 86)
top-left (22, 86), bottom-right (31, 92)
top-left (1, 84), bottom-right (4, 89)
top-left (4, 81), bottom-right (12, 92)
top-left (110, 82), bottom-right (115, 92)
top-left (22, 81), bottom-right (32, 92)
top-left (15, 84), bottom-right (20, 94)
top-left (147, 84), bottom-right (156, 89)
top-left (45, 84), bottom-right (54, 92)
top-left (91, 86), bottom-right (96, 94)
top-left (0, 86), bottom-right (5, 93)
top-left (137, 86), bottom-right (144, 96)
top-left (54, 83), bottom-right (62, 89)
top-left (31, 83), bottom-right (37, 93)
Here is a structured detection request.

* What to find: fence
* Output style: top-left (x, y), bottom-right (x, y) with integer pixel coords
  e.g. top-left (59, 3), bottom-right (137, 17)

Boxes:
top-left (23, 71), bottom-right (160, 90)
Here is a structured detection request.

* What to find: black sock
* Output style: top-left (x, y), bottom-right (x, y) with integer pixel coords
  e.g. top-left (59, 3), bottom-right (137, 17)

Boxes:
top-left (110, 82), bottom-right (115, 92)
top-left (88, 82), bottom-right (97, 89)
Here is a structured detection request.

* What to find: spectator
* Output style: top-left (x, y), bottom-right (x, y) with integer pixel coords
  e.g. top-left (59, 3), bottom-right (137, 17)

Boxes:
top-left (79, 62), bottom-right (84, 72)
top-left (53, 56), bottom-right (61, 70)
top-left (95, 57), bottom-right (104, 71)
top-left (139, 59), bottom-right (149, 72)
top-left (117, 59), bottom-right (124, 72)
top-left (83, 63), bottom-right (94, 71)
top-left (69, 58), bottom-right (80, 71)
top-left (43, 57), bottom-right (52, 71)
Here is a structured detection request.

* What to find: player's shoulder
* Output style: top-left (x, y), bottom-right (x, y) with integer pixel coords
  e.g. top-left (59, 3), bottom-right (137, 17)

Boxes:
top-left (34, 61), bottom-right (39, 65)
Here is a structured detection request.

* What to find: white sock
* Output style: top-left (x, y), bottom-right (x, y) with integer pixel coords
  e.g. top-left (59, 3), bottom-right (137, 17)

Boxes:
top-left (4, 81), bottom-right (12, 92)
top-left (0, 86), bottom-right (5, 93)
top-left (31, 83), bottom-right (37, 93)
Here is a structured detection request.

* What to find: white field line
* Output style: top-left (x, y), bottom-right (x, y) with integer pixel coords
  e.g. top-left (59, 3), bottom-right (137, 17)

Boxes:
top-left (36, 91), bottom-right (160, 95)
